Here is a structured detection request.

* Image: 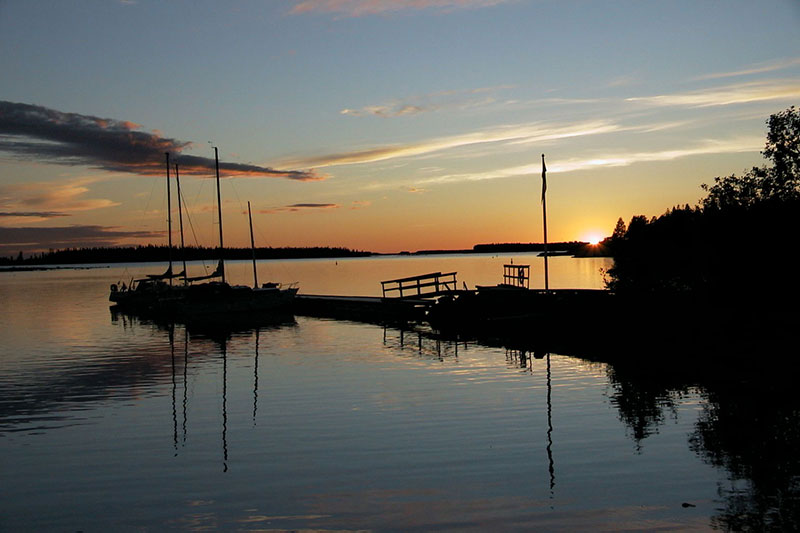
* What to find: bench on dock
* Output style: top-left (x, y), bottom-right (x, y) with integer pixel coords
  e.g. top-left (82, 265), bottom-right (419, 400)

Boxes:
top-left (381, 272), bottom-right (458, 299)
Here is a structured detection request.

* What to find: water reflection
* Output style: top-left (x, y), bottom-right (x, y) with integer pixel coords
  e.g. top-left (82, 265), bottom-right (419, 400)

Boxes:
top-left (382, 325), bottom-right (462, 361)
top-left (690, 369), bottom-right (800, 530)
top-left (280, 321), bottom-right (795, 530)
top-left (221, 337), bottom-right (228, 472)
top-left (381, 322), bottom-right (800, 529)
top-left (602, 355), bottom-right (800, 530)
top-left (0, 329), bottom-right (178, 432)
top-left (117, 312), bottom-right (293, 473)
top-left (546, 352), bottom-right (555, 501)
top-left (3, 299), bottom-right (798, 529)
top-left (605, 363), bottom-right (686, 451)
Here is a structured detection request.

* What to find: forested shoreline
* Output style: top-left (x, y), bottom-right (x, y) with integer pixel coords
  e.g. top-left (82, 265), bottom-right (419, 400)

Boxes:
top-left (1, 245), bottom-right (372, 266)
top-left (604, 106), bottom-right (799, 305)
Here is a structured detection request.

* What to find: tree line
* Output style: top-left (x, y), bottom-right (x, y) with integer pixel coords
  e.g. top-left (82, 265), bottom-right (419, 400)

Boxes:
top-left (2, 244), bottom-right (372, 266)
top-left (604, 106), bottom-right (799, 305)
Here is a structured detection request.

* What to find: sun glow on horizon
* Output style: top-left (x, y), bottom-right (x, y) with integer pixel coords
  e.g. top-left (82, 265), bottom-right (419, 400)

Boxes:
top-left (584, 234), bottom-right (604, 245)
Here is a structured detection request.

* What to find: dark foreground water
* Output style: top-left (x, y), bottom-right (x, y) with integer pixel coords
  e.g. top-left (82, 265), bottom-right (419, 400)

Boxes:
top-left (1, 256), bottom-right (797, 531)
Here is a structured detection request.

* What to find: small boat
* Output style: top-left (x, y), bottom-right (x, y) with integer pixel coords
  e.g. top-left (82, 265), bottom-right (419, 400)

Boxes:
top-left (110, 148), bottom-right (297, 320)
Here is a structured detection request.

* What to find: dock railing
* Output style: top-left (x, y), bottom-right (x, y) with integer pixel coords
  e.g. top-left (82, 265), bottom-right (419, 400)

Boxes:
top-left (381, 271), bottom-right (458, 299)
top-left (502, 264), bottom-right (530, 289)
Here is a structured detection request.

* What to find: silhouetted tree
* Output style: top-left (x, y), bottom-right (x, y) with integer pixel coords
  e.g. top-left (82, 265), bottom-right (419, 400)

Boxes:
top-left (611, 217), bottom-right (626, 240)
top-left (606, 107), bottom-right (800, 305)
top-left (764, 105), bottom-right (800, 190)
top-left (702, 106), bottom-right (800, 210)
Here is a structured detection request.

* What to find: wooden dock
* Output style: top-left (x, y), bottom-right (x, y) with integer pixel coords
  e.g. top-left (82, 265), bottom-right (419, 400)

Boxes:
top-left (297, 272), bottom-right (465, 323)
top-left (293, 270), bottom-right (616, 339)
top-left (295, 294), bottom-right (435, 323)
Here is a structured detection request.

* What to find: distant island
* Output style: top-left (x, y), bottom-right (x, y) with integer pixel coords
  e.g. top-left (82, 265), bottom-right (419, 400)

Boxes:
top-left (1, 245), bottom-right (372, 267)
top-left (411, 241), bottom-right (608, 257)
top-left (2, 240), bottom-right (611, 267)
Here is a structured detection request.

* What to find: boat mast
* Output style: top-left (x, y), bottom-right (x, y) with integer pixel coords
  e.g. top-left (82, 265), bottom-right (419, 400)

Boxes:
top-left (214, 147), bottom-right (225, 284)
top-left (175, 163), bottom-right (188, 285)
top-left (247, 201), bottom-right (258, 289)
top-left (166, 152), bottom-right (173, 286)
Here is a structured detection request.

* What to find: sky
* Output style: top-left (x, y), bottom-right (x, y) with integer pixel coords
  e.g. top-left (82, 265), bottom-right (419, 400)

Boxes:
top-left (1, 0), bottom-right (799, 255)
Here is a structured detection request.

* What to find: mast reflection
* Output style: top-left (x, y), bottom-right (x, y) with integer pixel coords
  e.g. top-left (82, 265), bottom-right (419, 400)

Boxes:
top-left (253, 328), bottom-right (260, 425)
top-left (221, 337), bottom-right (228, 473)
top-left (170, 325), bottom-right (178, 455)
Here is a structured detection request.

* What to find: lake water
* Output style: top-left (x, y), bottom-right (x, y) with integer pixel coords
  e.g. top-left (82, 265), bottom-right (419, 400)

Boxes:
top-left (1, 253), bottom-right (796, 531)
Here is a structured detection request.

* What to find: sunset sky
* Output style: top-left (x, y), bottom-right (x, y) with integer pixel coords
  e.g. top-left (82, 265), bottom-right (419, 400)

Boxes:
top-left (1, 0), bottom-right (799, 255)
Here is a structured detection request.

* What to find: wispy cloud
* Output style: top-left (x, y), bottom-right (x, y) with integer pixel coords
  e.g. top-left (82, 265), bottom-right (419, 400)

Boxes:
top-left (0, 100), bottom-right (322, 181)
top-left (287, 119), bottom-right (621, 168)
top-left (0, 211), bottom-right (71, 225)
top-left (341, 103), bottom-right (427, 118)
top-left (349, 200), bottom-right (371, 209)
top-left (289, 0), bottom-right (512, 17)
top-left (259, 200), bottom-right (370, 213)
top-left (341, 85), bottom-right (515, 118)
top-left (626, 81), bottom-right (800, 108)
top-left (260, 203), bottom-right (340, 214)
top-left (0, 225), bottom-right (161, 255)
top-left (0, 211), bottom-right (69, 218)
top-left (693, 57), bottom-right (800, 81)
top-left (417, 136), bottom-right (763, 185)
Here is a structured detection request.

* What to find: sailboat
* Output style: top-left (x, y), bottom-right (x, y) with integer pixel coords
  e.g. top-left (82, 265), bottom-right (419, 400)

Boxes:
top-left (109, 153), bottom-right (187, 308)
top-left (110, 148), bottom-right (298, 319)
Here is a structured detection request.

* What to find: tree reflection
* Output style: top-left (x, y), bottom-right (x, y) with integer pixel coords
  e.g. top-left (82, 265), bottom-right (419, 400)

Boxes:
top-left (604, 354), bottom-right (800, 529)
top-left (689, 373), bottom-right (800, 530)
top-left (605, 362), bottom-right (688, 451)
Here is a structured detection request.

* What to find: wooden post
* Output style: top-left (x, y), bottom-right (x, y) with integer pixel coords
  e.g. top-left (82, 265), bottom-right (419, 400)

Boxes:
top-left (541, 154), bottom-right (549, 293)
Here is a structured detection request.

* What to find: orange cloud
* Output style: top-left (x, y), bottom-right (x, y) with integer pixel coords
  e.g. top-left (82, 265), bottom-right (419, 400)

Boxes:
top-left (0, 178), bottom-right (119, 225)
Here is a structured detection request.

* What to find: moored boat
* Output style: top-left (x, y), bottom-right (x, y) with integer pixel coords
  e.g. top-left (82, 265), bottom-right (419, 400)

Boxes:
top-left (110, 147), bottom-right (297, 319)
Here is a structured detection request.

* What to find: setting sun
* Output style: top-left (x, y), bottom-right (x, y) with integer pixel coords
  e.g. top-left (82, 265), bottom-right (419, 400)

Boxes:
top-left (584, 234), bottom-right (604, 245)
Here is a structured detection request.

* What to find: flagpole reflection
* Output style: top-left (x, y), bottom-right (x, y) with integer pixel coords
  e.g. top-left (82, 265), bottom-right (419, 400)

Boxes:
top-left (546, 352), bottom-right (555, 503)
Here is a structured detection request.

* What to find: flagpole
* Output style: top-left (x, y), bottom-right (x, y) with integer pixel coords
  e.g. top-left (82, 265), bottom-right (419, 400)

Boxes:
top-left (541, 153), bottom-right (549, 292)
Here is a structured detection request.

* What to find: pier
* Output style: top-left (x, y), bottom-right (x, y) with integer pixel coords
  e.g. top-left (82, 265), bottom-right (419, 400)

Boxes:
top-left (297, 272), bottom-right (464, 323)
top-left (293, 268), bottom-right (616, 333)
top-left (295, 294), bottom-right (434, 323)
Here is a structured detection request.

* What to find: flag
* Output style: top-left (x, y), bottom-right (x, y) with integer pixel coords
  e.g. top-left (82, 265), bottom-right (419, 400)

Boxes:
top-left (541, 154), bottom-right (547, 204)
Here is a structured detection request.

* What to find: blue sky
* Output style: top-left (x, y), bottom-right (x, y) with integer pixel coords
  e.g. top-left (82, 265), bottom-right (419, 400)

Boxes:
top-left (1, 0), bottom-right (799, 254)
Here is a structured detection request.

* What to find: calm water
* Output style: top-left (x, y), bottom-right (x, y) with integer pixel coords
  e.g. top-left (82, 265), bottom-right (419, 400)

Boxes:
top-left (1, 254), bottom-right (796, 531)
